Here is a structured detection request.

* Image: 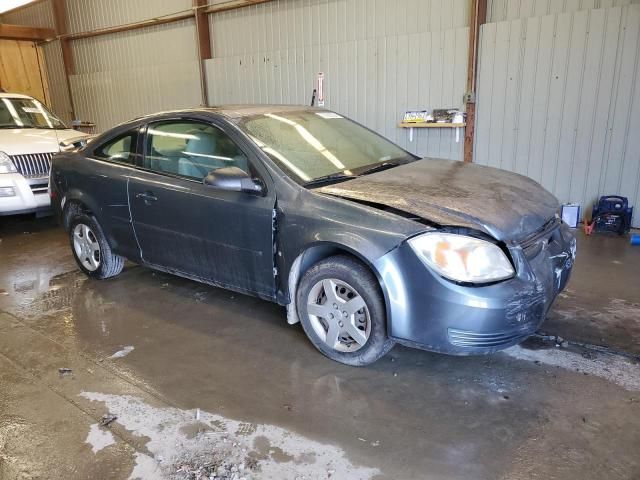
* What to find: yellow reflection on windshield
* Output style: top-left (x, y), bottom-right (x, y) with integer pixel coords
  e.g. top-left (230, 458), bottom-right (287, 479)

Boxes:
top-left (249, 134), bottom-right (311, 181)
top-left (264, 113), bottom-right (346, 170)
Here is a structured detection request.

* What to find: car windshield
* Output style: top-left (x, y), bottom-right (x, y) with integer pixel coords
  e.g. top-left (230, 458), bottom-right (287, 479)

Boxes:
top-left (238, 110), bottom-right (416, 184)
top-left (0, 97), bottom-right (66, 130)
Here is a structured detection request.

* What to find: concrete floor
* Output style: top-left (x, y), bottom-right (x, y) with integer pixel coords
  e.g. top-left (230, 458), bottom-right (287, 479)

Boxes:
top-left (1, 215), bottom-right (639, 480)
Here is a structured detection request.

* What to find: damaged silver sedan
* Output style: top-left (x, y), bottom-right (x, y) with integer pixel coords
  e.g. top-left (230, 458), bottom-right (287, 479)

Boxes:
top-left (50, 106), bottom-right (576, 365)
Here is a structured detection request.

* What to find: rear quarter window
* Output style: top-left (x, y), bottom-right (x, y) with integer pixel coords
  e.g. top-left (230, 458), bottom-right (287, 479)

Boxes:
top-left (92, 130), bottom-right (139, 165)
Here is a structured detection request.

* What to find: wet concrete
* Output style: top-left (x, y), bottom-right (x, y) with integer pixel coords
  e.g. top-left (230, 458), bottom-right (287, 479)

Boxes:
top-left (543, 230), bottom-right (640, 355)
top-left (1, 215), bottom-right (639, 479)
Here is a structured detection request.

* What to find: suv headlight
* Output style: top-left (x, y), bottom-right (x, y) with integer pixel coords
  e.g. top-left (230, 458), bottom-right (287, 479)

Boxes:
top-left (0, 151), bottom-right (17, 174)
top-left (408, 232), bottom-right (515, 283)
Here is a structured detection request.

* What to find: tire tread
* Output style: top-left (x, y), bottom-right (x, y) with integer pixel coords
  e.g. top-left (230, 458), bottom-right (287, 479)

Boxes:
top-left (68, 213), bottom-right (124, 280)
top-left (297, 254), bottom-right (394, 366)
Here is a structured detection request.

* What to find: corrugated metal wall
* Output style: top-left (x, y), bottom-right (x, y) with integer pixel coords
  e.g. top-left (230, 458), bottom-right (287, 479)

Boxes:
top-left (41, 40), bottom-right (73, 123)
top-left (487, 0), bottom-right (640, 22)
top-left (69, 18), bottom-right (201, 131)
top-left (1, 0), bottom-right (200, 131)
top-left (475, 4), bottom-right (640, 226)
top-left (5, 0), bottom-right (639, 225)
top-left (65, 0), bottom-right (200, 131)
top-left (0, 0), bottom-right (55, 28)
top-left (206, 0), bottom-right (470, 160)
top-left (65, 0), bottom-right (192, 34)
top-left (6, 0), bottom-right (473, 157)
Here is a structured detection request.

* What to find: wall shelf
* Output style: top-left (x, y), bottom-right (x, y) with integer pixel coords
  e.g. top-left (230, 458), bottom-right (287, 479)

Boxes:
top-left (398, 122), bottom-right (466, 128)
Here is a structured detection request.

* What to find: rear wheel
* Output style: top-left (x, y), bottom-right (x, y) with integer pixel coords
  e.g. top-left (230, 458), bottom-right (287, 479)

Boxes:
top-left (296, 255), bottom-right (394, 366)
top-left (68, 214), bottom-right (124, 279)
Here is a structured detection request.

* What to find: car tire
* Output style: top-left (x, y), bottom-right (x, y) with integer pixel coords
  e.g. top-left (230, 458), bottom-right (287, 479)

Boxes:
top-left (296, 255), bottom-right (394, 366)
top-left (68, 213), bottom-right (124, 279)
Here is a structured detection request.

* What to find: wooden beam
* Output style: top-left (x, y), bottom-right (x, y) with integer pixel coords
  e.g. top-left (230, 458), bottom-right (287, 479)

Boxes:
top-left (51, 0), bottom-right (75, 119)
top-left (65, 12), bottom-right (194, 41)
top-left (203, 0), bottom-right (272, 14)
top-left (194, 0), bottom-right (212, 106)
top-left (52, 0), bottom-right (271, 42)
top-left (194, 0), bottom-right (211, 60)
top-left (463, 0), bottom-right (487, 163)
top-left (0, 24), bottom-right (55, 41)
top-left (51, 0), bottom-right (74, 75)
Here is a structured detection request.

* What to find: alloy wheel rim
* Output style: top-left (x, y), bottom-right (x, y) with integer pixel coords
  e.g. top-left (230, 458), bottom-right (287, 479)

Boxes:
top-left (73, 223), bottom-right (101, 272)
top-left (306, 278), bottom-right (371, 352)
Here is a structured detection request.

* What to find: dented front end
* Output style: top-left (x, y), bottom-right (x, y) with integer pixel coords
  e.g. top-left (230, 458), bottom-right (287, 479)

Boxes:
top-left (373, 219), bottom-right (576, 355)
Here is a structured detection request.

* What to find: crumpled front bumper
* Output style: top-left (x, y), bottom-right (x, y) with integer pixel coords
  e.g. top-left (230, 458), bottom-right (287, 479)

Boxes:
top-left (374, 222), bottom-right (576, 355)
top-left (0, 173), bottom-right (51, 216)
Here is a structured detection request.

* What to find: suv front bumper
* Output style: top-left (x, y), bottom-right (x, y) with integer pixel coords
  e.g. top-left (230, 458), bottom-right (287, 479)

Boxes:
top-left (0, 173), bottom-right (51, 216)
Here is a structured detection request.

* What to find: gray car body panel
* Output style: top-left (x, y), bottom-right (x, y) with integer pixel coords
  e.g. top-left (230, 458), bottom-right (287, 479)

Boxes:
top-left (317, 157), bottom-right (560, 243)
top-left (50, 106), bottom-right (576, 356)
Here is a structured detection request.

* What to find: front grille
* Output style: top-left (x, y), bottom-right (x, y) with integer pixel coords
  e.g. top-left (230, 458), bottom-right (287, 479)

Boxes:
top-left (29, 182), bottom-right (49, 195)
top-left (10, 152), bottom-right (55, 178)
top-left (448, 328), bottom-right (532, 348)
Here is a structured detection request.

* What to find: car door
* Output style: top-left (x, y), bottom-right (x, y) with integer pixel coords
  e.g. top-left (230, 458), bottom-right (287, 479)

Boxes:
top-left (127, 118), bottom-right (276, 299)
top-left (78, 127), bottom-right (142, 260)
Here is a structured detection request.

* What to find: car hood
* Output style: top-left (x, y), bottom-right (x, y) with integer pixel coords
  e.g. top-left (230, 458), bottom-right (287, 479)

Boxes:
top-left (0, 128), bottom-right (88, 155)
top-left (316, 158), bottom-right (559, 242)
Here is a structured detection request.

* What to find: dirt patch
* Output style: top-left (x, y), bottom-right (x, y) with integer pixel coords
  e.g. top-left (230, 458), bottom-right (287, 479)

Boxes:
top-left (79, 392), bottom-right (378, 480)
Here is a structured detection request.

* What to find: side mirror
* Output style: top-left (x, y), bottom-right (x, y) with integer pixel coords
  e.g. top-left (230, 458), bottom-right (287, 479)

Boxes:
top-left (203, 166), bottom-right (265, 196)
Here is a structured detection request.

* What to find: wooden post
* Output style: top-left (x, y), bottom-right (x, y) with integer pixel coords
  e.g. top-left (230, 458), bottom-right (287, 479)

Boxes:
top-left (194, 0), bottom-right (212, 106)
top-left (463, 0), bottom-right (487, 163)
top-left (51, 0), bottom-right (75, 119)
top-left (194, 0), bottom-right (212, 60)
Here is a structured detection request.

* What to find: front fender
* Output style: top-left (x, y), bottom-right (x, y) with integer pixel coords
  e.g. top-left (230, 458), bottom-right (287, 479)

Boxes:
top-left (281, 236), bottom-right (405, 327)
top-left (276, 188), bottom-right (426, 324)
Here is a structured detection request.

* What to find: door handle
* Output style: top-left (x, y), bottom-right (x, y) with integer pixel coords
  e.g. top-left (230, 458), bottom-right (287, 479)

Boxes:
top-left (136, 191), bottom-right (157, 203)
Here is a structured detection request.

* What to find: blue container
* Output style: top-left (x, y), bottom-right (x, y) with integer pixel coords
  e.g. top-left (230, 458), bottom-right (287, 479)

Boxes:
top-left (632, 234), bottom-right (640, 246)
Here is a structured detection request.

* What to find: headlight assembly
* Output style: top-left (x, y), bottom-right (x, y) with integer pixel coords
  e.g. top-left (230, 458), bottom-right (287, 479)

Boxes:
top-left (0, 151), bottom-right (17, 174)
top-left (408, 232), bottom-right (515, 283)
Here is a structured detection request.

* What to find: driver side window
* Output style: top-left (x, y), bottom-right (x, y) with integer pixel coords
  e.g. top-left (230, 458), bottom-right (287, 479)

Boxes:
top-left (144, 120), bottom-right (249, 180)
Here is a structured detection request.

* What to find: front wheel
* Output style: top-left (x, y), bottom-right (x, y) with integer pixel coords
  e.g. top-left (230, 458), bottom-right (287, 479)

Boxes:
top-left (69, 214), bottom-right (124, 279)
top-left (296, 255), bottom-right (394, 366)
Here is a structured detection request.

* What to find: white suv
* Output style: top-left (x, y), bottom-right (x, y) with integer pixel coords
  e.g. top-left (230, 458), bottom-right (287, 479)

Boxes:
top-left (0, 92), bottom-right (89, 216)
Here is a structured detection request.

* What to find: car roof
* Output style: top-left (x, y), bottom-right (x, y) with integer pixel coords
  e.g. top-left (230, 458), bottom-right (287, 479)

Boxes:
top-left (0, 92), bottom-right (36, 100)
top-left (207, 104), bottom-right (322, 119)
top-left (130, 104), bottom-right (323, 123)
